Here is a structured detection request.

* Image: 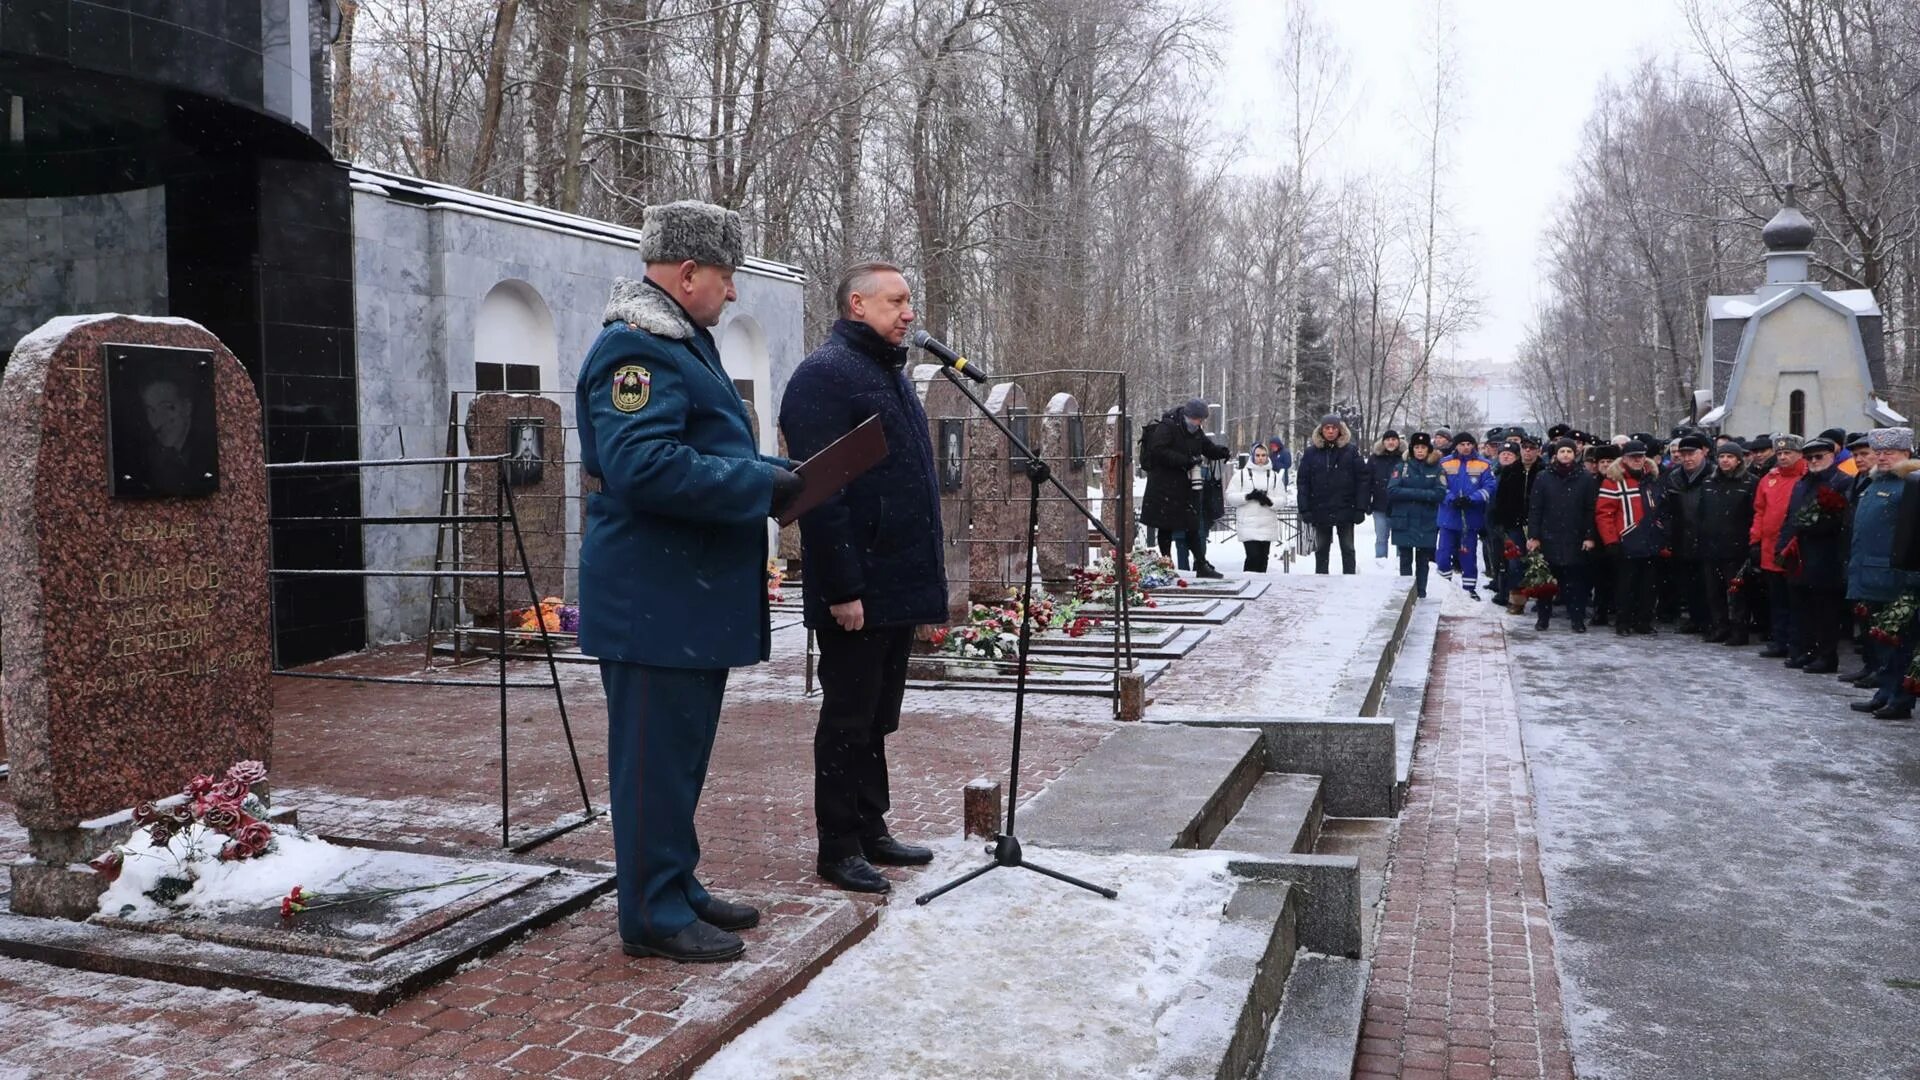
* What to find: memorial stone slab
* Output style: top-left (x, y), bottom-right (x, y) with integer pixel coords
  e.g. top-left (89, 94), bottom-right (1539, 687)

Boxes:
top-left (463, 393), bottom-right (566, 618)
top-left (914, 364), bottom-right (972, 624)
top-left (1097, 406), bottom-right (1133, 546)
top-left (1038, 392), bottom-right (1086, 583)
top-left (970, 382), bottom-right (1024, 602)
top-left (0, 315), bottom-right (271, 915)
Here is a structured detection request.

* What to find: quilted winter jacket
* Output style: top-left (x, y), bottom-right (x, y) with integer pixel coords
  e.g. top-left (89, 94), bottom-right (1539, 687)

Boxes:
top-left (1387, 456), bottom-right (1446, 550)
top-left (1435, 450), bottom-right (1496, 532)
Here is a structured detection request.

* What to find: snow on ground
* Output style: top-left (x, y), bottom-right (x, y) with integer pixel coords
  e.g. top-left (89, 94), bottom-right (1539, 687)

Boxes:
top-left (695, 840), bottom-right (1238, 1080)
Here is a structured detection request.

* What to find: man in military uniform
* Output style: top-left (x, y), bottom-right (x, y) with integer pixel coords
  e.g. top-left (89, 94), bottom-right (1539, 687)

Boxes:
top-left (577, 200), bottom-right (803, 963)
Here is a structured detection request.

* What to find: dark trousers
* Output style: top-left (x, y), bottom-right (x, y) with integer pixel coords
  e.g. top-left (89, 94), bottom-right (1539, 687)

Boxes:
top-left (1313, 522), bottom-right (1357, 574)
top-left (1677, 559), bottom-right (1710, 626)
top-left (1243, 540), bottom-right (1271, 573)
top-left (1157, 494), bottom-right (1211, 570)
top-left (600, 661), bottom-right (727, 941)
top-left (1704, 558), bottom-right (1746, 634)
top-left (814, 622), bottom-right (914, 862)
top-left (1875, 618), bottom-right (1916, 709)
top-left (1615, 557), bottom-right (1657, 630)
top-left (1590, 550), bottom-right (1615, 621)
top-left (1397, 545), bottom-right (1432, 596)
top-left (1539, 561), bottom-right (1591, 624)
top-left (1765, 571), bottom-right (1795, 651)
top-left (1790, 584), bottom-right (1841, 661)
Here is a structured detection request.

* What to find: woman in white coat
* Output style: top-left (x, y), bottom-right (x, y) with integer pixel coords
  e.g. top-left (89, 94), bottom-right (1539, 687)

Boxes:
top-left (1229, 443), bottom-right (1286, 572)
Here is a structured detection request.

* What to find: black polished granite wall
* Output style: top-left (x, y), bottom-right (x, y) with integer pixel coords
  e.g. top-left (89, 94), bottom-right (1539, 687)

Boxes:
top-left (5, 0), bottom-right (366, 665)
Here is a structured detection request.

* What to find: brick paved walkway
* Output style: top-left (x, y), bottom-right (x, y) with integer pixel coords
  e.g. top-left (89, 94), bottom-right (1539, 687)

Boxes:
top-left (0, 625), bottom-right (1111, 1078)
top-left (1357, 616), bottom-right (1576, 1080)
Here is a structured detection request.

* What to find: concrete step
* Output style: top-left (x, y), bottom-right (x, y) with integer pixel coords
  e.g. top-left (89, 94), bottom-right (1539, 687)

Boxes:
top-left (1380, 600), bottom-right (1441, 813)
top-left (1258, 953), bottom-right (1371, 1080)
top-left (1150, 878), bottom-right (1300, 1080)
top-left (1212, 772), bottom-right (1323, 856)
top-left (1018, 724), bottom-right (1264, 852)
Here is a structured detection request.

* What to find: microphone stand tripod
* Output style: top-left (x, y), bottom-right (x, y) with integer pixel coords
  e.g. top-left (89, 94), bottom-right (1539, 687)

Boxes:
top-left (916, 364), bottom-right (1125, 906)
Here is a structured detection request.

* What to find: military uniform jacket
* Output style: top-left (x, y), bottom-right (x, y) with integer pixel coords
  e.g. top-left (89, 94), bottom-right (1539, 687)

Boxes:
top-left (576, 278), bottom-right (784, 669)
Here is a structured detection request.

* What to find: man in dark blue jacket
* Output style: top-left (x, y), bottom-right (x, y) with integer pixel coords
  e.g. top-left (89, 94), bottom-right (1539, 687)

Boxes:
top-left (577, 201), bottom-right (803, 964)
top-left (780, 262), bottom-right (947, 895)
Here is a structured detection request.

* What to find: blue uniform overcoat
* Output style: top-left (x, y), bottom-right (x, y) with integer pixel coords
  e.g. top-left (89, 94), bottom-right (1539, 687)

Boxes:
top-left (576, 278), bottom-right (785, 669)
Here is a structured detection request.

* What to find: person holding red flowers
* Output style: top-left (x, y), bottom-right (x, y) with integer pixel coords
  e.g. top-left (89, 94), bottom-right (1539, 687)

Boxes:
top-left (1775, 436), bottom-right (1854, 672)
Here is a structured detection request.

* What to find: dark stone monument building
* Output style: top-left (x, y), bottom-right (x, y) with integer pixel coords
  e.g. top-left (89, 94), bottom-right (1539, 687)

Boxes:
top-left (1, 0), bottom-right (362, 664)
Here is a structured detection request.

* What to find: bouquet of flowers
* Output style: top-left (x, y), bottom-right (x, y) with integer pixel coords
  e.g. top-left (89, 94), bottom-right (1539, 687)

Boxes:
top-left (1069, 553), bottom-right (1159, 609)
top-left (1793, 485), bottom-right (1849, 528)
top-left (933, 590), bottom-right (1099, 662)
top-left (1514, 551), bottom-right (1559, 601)
top-left (1871, 592), bottom-right (1920, 647)
top-left (90, 760), bottom-right (279, 905)
top-left (1503, 539), bottom-right (1524, 561)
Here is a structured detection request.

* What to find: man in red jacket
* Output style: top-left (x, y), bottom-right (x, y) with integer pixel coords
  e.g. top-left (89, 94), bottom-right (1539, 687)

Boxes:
top-left (1751, 433), bottom-right (1808, 658)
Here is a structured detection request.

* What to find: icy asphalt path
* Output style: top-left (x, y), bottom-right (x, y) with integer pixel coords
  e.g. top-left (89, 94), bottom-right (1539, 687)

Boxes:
top-left (1505, 618), bottom-right (1920, 1079)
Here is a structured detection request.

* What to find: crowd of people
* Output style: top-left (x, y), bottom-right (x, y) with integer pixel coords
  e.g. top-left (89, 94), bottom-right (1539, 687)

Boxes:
top-left (1141, 401), bottom-right (1920, 722)
top-left (1348, 416), bottom-right (1920, 722)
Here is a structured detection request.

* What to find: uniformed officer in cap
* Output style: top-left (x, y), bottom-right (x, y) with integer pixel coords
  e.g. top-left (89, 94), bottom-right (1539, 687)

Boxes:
top-left (577, 200), bottom-right (805, 964)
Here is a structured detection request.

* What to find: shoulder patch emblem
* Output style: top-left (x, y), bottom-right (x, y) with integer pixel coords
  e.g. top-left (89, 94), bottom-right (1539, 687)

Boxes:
top-left (612, 365), bottom-right (651, 412)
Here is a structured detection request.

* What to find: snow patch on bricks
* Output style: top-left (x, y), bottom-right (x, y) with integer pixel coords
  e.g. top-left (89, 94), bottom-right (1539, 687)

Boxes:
top-left (695, 840), bottom-right (1239, 1079)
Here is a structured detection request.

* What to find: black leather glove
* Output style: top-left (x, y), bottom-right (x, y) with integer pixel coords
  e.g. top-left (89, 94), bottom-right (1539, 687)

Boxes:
top-left (1248, 490), bottom-right (1272, 507)
top-left (768, 467), bottom-right (805, 519)
top-left (1450, 495), bottom-right (1473, 509)
top-left (1189, 455), bottom-right (1205, 469)
top-left (1749, 543), bottom-right (1762, 566)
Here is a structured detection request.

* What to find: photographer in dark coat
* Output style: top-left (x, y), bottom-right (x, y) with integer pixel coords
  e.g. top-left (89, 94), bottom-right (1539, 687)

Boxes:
top-left (1525, 438), bottom-right (1597, 631)
top-left (1141, 399), bottom-right (1230, 578)
top-left (1298, 414), bottom-right (1369, 574)
top-left (780, 262), bottom-right (947, 895)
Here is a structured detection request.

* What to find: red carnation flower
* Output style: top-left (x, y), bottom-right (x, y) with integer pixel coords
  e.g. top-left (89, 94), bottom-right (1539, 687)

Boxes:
top-left (1815, 487), bottom-right (1847, 512)
top-left (1177, 579), bottom-right (1189, 588)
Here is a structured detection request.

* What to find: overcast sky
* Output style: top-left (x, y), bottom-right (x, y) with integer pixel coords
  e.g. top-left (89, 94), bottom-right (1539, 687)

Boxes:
top-left (1214, 0), bottom-right (1700, 368)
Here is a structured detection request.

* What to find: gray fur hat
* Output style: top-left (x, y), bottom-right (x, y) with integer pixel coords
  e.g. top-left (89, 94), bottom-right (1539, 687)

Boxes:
top-left (1869, 427), bottom-right (1915, 452)
top-left (638, 200), bottom-right (745, 268)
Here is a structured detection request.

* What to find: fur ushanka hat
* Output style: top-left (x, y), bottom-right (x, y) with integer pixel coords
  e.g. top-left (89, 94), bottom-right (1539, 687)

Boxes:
top-left (638, 200), bottom-right (745, 269)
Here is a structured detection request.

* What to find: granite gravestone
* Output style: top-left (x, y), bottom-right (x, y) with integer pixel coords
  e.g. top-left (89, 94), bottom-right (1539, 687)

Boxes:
top-left (463, 393), bottom-right (566, 619)
top-left (1037, 393), bottom-right (1087, 583)
top-left (913, 364), bottom-right (973, 624)
top-left (970, 382), bottom-right (1025, 603)
top-left (1098, 406), bottom-right (1133, 547)
top-left (0, 315), bottom-right (271, 918)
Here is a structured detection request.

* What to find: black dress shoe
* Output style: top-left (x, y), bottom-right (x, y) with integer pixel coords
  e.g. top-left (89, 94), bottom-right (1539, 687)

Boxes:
top-left (1194, 564), bottom-right (1225, 580)
top-left (694, 896), bottom-right (760, 932)
top-left (1838, 668), bottom-right (1871, 682)
top-left (1852, 673), bottom-right (1882, 688)
top-left (1803, 656), bottom-right (1840, 674)
top-left (622, 920), bottom-right (744, 963)
top-left (817, 855), bottom-right (892, 894)
top-left (1592, 613), bottom-right (1610, 626)
top-left (1535, 609), bottom-right (1551, 631)
top-left (1874, 706), bottom-right (1914, 720)
top-left (1571, 620), bottom-right (1587, 634)
top-left (1851, 699), bottom-right (1887, 713)
top-left (1614, 626), bottom-right (1633, 637)
top-left (862, 835), bottom-right (934, 866)
top-left (1723, 633), bottom-right (1749, 647)
top-left (1636, 625), bottom-right (1658, 636)
top-left (1759, 645), bottom-right (1790, 658)
top-left (1786, 654), bottom-right (1812, 669)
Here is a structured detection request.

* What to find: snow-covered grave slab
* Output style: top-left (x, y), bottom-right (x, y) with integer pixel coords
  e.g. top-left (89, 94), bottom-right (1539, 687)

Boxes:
top-left (1081, 595), bottom-right (1246, 624)
top-left (1199, 574), bottom-right (1411, 718)
top-left (0, 830), bottom-right (612, 1011)
top-left (694, 841), bottom-right (1298, 1080)
top-left (906, 655), bottom-right (1173, 696)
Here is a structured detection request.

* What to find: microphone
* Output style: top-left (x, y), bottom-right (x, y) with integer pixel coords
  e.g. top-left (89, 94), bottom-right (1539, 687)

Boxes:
top-left (909, 329), bottom-right (988, 383)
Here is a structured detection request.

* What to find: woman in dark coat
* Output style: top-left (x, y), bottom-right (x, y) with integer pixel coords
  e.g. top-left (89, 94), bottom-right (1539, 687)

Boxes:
top-left (1489, 443), bottom-right (1529, 608)
top-left (1388, 433), bottom-right (1445, 596)
top-left (1526, 438), bottom-right (1599, 632)
top-left (1297, 414), bottom-right (1369, 574)
top-left (1140, 399), bottom-right (1229, 577)
top-left (1775, 437), bottom-right (1853, 671)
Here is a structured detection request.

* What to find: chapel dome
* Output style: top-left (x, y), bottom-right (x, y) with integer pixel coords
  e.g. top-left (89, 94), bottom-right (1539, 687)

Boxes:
top-left (1762, 189), bottom-right (1815, 251)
